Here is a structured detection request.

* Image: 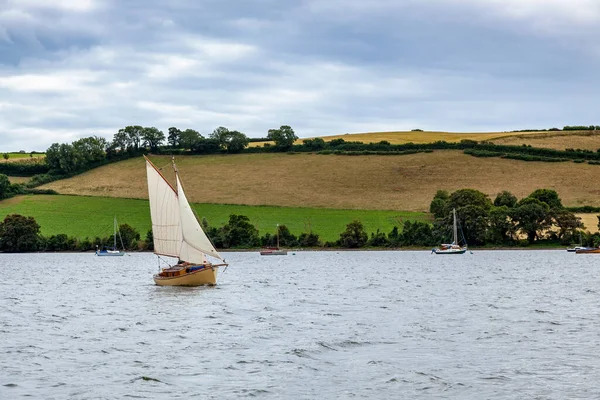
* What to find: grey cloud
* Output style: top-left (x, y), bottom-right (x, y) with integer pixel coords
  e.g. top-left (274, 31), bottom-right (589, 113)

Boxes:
top-left (0, 0), bottom-right (599, 151)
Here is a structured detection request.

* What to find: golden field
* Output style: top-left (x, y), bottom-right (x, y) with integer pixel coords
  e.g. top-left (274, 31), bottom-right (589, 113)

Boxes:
top-left (40, 151), bottom-right (600, 214)
top-left (489, 131), bottom-right (600, 151)
top-left (321, 129), bottom-right (600, 148)
top-left (249, 129), bottom-right (577, 148)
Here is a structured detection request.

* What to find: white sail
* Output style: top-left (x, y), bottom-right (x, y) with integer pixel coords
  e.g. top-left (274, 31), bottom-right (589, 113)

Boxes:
top-left (145, 159), bottom-right (182, 258)
top-left (176, 173), bottom-right (223, 262)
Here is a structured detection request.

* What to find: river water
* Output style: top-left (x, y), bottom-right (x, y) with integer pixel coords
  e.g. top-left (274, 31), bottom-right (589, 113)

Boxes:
top-left (1, 250), bottom-right (600, 399)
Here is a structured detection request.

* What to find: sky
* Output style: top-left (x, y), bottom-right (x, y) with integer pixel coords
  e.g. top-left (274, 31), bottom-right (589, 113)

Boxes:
top-left (1, 0), bottom-right (599, 152)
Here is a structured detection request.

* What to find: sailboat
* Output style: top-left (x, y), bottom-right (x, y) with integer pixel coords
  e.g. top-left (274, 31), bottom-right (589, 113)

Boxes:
top-left (145, 155), bottom-right (228, 286)
top-left (432, 208), bottom-right (468, 255)
top-left (567, 232), bottom-right (590, 252)
top-left (260, 224), bottom-right (288, 256)
top-left (95, 216), bottom-right (125, 256)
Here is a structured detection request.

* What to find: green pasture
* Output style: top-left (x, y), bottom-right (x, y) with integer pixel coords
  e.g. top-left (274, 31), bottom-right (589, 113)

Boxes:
top-left (2, 152), bottom-right (45, 159)
top-left (0, 195), bottom-right (430, 242)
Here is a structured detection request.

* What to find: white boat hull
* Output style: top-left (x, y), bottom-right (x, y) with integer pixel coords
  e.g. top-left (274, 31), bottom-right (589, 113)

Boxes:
top-left (96, 250), bottom-right (125, 256)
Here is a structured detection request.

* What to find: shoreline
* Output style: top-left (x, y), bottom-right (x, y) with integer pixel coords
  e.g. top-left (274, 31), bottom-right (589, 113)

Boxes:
top-left (0, 247), bottom-right (576, 254)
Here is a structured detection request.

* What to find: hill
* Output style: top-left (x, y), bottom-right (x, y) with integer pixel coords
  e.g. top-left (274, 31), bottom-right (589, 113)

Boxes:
top-left (250, 129), bottom-right (600, 150)
top-left (38, 151), bottom-right (600, 213)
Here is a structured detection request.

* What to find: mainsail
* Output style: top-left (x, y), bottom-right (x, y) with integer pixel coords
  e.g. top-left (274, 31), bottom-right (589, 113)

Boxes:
top-left (145, 156), bottom-right (223, 263)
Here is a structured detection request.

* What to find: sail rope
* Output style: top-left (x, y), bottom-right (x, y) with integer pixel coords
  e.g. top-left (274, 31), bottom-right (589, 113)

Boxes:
top-left (156, 254), bottom-right (175, 271)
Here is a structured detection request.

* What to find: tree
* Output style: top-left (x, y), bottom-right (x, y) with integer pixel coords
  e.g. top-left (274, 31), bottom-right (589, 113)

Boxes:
top-left (494, 191), bottom-right (518, 208)
top-left (179, 129), bottom-right (202, 150)
top-left (117, 223), bottom-right (140, 250)
top-left (298, 232), bottom-right (321, 247)
top-left (302, 138), bottom-right (326, 151)
top-left (141, 127), bottom-right (166, 152)
top-left (223, 130), bottom-right (249, 153)
top-left (0, 214), bottom-right (42, 252)
top-left (367, 229), bottom-right (390, 247)
top-left (220, 214), bottom-right (260, 248)
top-left (145, 229), bottom-right (154, 251)
top-left (447, 189), bottom-right (492, 211)
top-left (0, 174), bottom-right (10, 199)
top-left (111, 129), bottom-right (130, 152)
top-left (45, 143), bottom-right (62, 170)
top-left (338, 220), bottom-right (368, 248)
top-left (209, 126), bottom-right (230, 149)
top-left (2, 153), bottom-right (8, 162)
top-left (191, 138), bottom-right (221, 154)
top-left (511, 198), bottom-right (551, 243)
top-left (72, 136), bottom-right (107, 165)
top-left (553, 209), bottom-right (582, 240)
top-left (124, 125), bottom-right (144, 151)
top-left (167, 127), bottom-right (181, 147)
top-left (267, 125), bottom-right (298, 150)
top-left (429, 190), bottom-right (450, 219)
top-left (58, 143), bottom-right (81, 173)
top-left (486, 205), bottom-right (516, 244)
top-left (401, 220), bottom-right (434, 246)
top-left (528, 189), bottom-right (563, 209)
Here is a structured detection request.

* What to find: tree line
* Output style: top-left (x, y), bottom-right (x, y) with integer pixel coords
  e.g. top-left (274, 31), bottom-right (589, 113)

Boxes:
top-left (1, 187), bottom-right (598, 253)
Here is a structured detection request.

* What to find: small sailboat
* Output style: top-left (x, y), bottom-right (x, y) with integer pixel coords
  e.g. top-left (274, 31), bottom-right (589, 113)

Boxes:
top-left (567, 232), bottom-right (589, 252)
top-left (260, 224), bottom-right (288, 256)
top-left (145, 155), bottom-right (228, 286)
top-left (95, 216), bottom-right (125, 256)
top-left (432, 208), bottom-right (468, 255)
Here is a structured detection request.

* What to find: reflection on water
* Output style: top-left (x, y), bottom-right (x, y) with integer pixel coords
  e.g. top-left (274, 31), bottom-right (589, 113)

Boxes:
top-left (2, 250), bottom-right (600, 399)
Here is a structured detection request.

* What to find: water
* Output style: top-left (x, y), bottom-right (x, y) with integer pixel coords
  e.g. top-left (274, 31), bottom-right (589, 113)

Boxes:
top-left (2, 250), bottom-right (600, 399)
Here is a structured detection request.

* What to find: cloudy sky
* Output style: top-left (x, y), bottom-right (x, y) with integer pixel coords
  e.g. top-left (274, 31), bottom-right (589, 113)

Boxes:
top-left (1, 0), bottom-right (599, 151)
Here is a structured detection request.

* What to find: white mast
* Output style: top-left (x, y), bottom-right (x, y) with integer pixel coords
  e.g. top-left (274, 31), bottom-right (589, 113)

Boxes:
top-left (453, 208), bottom-right (458, 245)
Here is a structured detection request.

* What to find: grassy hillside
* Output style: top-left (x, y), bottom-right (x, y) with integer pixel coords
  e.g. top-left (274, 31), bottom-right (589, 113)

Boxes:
top-left (0, 195), bottom-right (428, 242)
top-left (40, 151), bottom-right (600, 212)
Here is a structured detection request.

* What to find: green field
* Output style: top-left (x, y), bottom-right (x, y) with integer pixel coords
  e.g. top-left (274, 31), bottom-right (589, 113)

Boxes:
top-left (2, 152), bottom-right (45, 160)
top-left (0, 195), bottom-right (430, 242)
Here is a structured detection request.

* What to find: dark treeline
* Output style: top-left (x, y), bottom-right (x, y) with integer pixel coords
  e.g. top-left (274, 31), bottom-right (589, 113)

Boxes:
top-left (5, 123), bottom-right (600, 184)
top-left (2, 188), bottom-right (598, 253)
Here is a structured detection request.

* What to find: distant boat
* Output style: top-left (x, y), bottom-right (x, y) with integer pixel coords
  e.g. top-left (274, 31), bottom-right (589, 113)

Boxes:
top-left (432, 208), bottom-right (468, 255)
top-left (145, 155), bottom-right (228, 286)
top-left (575, 247), bottom-right (600, 254)
top-left (95, 216), bottom-right (125, 256)
top-left (567, 246), bottom-right (590, 252)
top-left (567, 232), bottom-right (587, 252)
top-left (260, 224), bottom-right (288, 256)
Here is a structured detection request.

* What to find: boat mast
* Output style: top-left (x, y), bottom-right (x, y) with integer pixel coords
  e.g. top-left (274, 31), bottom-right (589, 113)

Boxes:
top-left (113, 216), bottom-right (117, 249)
top-left (276, 224), bottom-right (280, 248)
top-left (453, 209), bottom-right (458, 245)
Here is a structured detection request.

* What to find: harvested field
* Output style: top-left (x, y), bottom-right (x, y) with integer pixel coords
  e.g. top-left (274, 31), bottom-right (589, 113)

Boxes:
top-left (248, 130), bottom-right (550, 147)
top-left (490, 131), bottom-right (600, 151)
top-left (41, 152), bottom-right (600, 212)
top-left (7, 176), bottom-right (29, 184)
top-left (575, 214), bottom-right (599, 233)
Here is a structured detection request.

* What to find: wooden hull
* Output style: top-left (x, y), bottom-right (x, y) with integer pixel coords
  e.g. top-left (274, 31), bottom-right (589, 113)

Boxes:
top-left (154, 265), bottom-right (218, 286)
top-left (575, 248), bottom-right (600, 254)
top-left (260, 250), bottom-right (288, 255)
